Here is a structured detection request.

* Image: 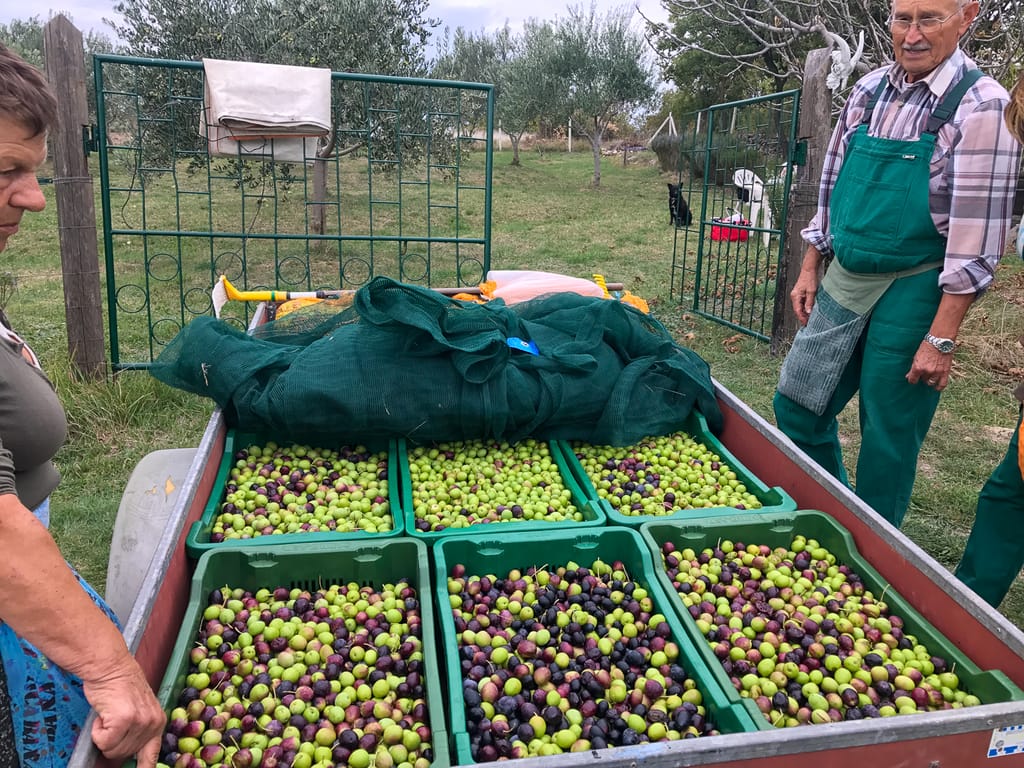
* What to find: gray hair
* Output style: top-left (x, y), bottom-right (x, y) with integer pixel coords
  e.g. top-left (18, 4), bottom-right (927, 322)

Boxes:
top-left (0, 44), bottom-right (57, 138)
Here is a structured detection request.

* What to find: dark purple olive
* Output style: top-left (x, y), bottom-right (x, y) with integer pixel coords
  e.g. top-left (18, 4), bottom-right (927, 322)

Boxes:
top-left (338, 729), bottom-right (359, 750)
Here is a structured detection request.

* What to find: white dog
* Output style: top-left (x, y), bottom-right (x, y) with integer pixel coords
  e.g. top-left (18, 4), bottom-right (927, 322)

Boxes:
top-left (733, 168), bottom-right (773, 249)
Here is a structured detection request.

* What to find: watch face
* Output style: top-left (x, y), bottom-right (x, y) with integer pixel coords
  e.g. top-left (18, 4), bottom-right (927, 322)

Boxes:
top-left (937, 339), bottom-right (955, 353)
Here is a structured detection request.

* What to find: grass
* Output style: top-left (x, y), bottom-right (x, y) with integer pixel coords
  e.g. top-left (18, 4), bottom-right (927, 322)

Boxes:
top-left (11, 146), bottom-right (1024, 627)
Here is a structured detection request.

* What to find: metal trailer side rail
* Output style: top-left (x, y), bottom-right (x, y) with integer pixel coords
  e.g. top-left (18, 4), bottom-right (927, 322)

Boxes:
top-left (67, 408), bottom-right (226, 768)
top-left (69, 375), bottom-right (1024, 767)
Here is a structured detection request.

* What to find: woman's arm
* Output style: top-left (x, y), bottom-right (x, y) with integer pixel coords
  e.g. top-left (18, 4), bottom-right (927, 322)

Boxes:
top-left (0, 494), bottom-right (165, 765)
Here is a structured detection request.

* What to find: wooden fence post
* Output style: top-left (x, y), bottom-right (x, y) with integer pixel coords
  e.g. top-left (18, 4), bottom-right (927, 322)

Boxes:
top-left (770, 47), bottom-right (833, 356)
top-left (43, 16), bottom-right (107, 379)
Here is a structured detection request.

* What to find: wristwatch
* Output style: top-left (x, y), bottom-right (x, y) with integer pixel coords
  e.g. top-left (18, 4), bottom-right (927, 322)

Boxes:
top-left (924, 333), bottom-right (956, 354)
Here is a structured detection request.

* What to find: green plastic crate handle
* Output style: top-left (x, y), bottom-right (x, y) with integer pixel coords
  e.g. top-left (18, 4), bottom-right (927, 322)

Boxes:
top-left (247, 558), bottom-right (282, 569)
top-left (680, 516), bottom-right (794, 540)
top-left (477, 546), bottom-right (505, 557)
top-left (354, 553), bottom-right (382, 564)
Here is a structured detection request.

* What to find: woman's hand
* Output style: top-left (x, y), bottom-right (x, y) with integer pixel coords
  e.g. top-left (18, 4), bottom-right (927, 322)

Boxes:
top-left (83, 660), bottom-right (165, 767)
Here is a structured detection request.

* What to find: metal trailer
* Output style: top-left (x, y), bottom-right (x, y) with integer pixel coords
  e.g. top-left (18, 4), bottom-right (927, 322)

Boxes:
top-left (70, 363), bottom-right (1024, 768)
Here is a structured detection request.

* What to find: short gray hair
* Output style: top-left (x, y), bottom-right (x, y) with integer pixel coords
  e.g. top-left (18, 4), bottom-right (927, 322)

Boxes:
top-left (0, 44), bottom-right (57, 138)
top-left (889, 0), bottom-right (976, 10)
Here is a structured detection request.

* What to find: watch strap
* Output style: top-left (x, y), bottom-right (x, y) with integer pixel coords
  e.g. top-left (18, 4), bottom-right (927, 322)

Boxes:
top-left (925, 333), bottom-right (956, 353)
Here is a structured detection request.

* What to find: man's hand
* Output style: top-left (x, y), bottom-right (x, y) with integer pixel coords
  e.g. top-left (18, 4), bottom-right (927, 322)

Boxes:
top-left (790, 269), bottom-right (820, 326)
top-left (790, 246), bottom-right (825, 326)
top-left (906, 294), bottom-right (973, 391)
top-left (84, 661), bottom-right (165, 767)
top-left (905, 342), bottom-right (954, 392)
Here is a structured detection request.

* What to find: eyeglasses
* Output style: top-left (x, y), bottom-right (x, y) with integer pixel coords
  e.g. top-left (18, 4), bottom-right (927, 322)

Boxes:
top-left (887, 9), bottom-right (962, 32)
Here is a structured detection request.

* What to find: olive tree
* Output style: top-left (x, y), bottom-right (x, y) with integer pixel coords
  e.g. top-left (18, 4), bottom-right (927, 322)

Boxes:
top-left (549, 3), bottom-right (657, 187)
top-left (0, 16), bottom-right (48, 67)
top-left (105, 0), bottom-right (446, 194)
top-left (499, 21), bottom-right (563, 166)
top-left (109, 0), bottom-right (435, 75)
top-left (432, 25), bottom-right (512, 137)
top-left (432, 21), bottom-right (563, 167)
top-left (1, 15), bottom-right (115, 69)
top-left (646, 0), bottom-right (1021, 93)
top-left (107, 0), bottom-right (440, 157)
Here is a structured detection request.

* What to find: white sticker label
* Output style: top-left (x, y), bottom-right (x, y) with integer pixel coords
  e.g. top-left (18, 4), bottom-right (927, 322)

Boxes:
top-left (989, 725), bottom-right (1024, 757)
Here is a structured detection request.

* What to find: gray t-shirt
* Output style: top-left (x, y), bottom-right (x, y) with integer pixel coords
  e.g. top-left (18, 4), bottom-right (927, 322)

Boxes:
top-left (0, 314), bottom-right (66, 509)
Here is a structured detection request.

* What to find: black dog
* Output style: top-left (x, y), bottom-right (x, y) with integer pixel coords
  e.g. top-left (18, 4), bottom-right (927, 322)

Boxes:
top-left (668, 183), bottom-right (693, 227)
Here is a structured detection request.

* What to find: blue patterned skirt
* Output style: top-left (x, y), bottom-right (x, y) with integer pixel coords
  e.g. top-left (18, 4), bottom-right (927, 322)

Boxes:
top-left (0, 566), bottom-right (118, 767)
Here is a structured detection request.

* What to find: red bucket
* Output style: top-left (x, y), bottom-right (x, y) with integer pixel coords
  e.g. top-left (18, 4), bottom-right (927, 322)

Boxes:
top-left (710, 217), bottom-right (750, 242)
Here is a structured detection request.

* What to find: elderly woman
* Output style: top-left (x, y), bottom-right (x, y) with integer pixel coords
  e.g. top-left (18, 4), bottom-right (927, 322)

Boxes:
top-left (0, 44), bottom-right (164, 767)
top-left (954, 74), bottom-right (1024, 608)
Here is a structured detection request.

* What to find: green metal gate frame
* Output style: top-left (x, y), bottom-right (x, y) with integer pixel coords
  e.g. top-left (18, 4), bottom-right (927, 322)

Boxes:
top-left (92, 54), bottom-right (495, 369)
top-left (669, 89), bottom-right (801, 341)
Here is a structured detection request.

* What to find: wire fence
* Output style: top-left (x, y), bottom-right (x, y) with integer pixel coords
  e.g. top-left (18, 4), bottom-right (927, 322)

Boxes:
top-left (93, 54), bottom-right (495, 368)
top-left (669, 90), bottom-right (800, 340)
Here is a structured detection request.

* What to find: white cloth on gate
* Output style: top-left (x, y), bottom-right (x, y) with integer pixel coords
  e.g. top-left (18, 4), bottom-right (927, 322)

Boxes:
top-left (201, 58), bottom-right (332, 164)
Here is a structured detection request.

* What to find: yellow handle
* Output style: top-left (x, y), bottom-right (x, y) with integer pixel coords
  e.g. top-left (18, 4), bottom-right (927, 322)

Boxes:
top-left (592, 273), bottom-right (611, 299)
top-left (220, 276), bottom-right (321, 303)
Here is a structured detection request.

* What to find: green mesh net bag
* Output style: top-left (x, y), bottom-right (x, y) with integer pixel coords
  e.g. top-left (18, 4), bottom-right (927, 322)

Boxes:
top-left (150, 277), bottom-right (722, 445)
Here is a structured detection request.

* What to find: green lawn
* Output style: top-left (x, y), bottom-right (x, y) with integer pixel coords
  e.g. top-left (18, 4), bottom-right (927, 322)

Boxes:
top-left (10, 146), bottom-right (1024, 627)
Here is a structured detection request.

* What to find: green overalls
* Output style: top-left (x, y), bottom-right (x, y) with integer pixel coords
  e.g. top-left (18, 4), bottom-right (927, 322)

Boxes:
top-left (955, 408), bottom-right (1024, 607)
top-left (774, 69), bottom-right (983, 528)
top-left (954, 228), bottom-right (1024, 607)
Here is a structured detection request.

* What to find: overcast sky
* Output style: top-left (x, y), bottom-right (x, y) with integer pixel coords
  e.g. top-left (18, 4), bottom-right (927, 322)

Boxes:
top-left (0, 0), bottom-right (670, 49)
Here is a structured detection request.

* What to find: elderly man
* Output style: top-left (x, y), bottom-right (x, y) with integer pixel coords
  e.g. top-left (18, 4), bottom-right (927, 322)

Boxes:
top-left (773, 0), bottom-right (1022, 527)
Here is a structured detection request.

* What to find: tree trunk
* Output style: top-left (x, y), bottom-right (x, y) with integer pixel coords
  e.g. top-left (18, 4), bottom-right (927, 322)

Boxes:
top-left (510, 136), bottom-right (521, 166)
top-left (770, 47), bottom-right (833, 355)
top-left (590, 122), bottom-right (603, 188)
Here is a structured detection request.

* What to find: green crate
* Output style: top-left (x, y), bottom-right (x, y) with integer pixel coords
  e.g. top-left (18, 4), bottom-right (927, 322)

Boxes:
top-left (397, 437), bottom-right (607, 540)
top-left (431, 527), bottom-right (763, 764)
top-left (185, 431), bottom-right (402, 558)
top-left (560, 409), bottom-right (796, 528)
top-left (639, 511), bottom-right (1024, 731)
top-left (157, 539), bottom-right (450, 767)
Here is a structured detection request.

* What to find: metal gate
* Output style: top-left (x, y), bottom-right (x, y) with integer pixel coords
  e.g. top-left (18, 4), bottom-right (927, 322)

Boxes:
top-left (92, 54), bottom-right (495, 369)
top-left (669, 90), bottom-right (801, 340)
